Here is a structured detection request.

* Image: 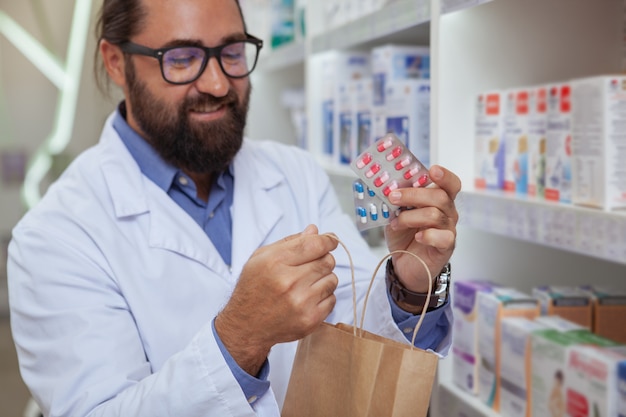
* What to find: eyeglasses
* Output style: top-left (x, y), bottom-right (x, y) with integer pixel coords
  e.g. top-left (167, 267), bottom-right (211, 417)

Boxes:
top-left (119, 34), bottom-right (264, 85)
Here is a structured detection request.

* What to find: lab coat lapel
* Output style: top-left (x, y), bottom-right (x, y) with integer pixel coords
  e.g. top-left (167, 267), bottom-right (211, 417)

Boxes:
top-left (231, 141), bottom-right (284, 274)
top-left (98, 123), bottom-right (230, 277)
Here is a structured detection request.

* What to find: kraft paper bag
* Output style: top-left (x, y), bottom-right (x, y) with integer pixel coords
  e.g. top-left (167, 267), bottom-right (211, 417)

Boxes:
top-left (282, 249), bottom-right (439, 417)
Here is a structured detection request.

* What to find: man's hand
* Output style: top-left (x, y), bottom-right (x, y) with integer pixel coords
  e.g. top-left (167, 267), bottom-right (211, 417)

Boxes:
top-left (384, 165), bottom-right (461, 293)
top-left (214, 225), bottom-right (339, 376)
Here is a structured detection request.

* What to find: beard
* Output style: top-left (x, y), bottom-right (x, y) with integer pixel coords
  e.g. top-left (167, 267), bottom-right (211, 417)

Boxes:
top-left (125, 61), bottom-right (250, 174)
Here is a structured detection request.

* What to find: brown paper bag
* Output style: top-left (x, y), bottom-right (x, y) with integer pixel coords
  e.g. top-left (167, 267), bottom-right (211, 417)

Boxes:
top-left (282, 250), bottom-right (439, 417)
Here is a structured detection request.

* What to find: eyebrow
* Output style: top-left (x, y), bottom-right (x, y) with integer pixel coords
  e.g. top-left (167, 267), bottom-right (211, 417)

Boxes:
top-left (160, 33), bottom-right (248, 49)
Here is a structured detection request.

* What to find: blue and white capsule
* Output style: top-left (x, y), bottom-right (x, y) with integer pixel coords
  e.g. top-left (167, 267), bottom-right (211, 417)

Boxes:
top-left (356, 206), bottom-right (367, 224)
top-left (369, 204), bottom-right (378, 221)
top-left (382, 203), bottom-right (390, 219)
top-left (354, 181), bottom-right (365, 199)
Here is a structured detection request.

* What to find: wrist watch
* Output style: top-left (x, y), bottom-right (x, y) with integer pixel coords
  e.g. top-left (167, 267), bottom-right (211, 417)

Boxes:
top-left (386, 259), bottom-right (451, 314)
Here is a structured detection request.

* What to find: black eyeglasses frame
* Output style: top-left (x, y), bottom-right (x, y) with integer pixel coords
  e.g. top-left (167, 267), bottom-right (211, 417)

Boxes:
top-left (119, 34), bottom-right (264, 85)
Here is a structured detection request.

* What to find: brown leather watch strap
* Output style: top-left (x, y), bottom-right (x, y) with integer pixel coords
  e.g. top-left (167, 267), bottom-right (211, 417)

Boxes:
top-left (385, 259), bottom-right (450, 314)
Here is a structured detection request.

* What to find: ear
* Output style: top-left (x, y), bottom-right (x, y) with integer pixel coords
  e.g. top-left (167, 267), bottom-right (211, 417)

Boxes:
top-left (99, 39), bottom-right (127, 88)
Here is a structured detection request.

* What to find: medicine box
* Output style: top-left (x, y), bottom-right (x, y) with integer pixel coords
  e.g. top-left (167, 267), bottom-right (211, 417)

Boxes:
top-left (335, 81), bottom-right (355, 165)
top-left (353, 78), bottom-right (374, 156)
top-left (499, 317), bottom-right (548, 417)
top-left (571, 75), bottom-right (626, 210)
top-left (320, 51), bottom-right (370, 160)
top-left (382, 79), bottom-right (431, 167)
top-left (535, 314), bottom-right (588, 332)
top-left (502, 88), bottom-right (530, 194)
top-left (532, 285), bottom-right (593, 329)
top-left (476, 288), bottom-right (540, 411)
top-left (527, 85), bottom-right (548, 198)
top-left (544, 82), bottom-right (572, 203)
top-left (474, 91), bottom-right (505, 190)
top-left (451, 280), bottom-right (499, 396)
top-left (565, 344), bottom-right (626, 417)
top-left (579, 285), bottom-right (626, 344)
top-left (371, 44), bottom-right (430, 106)
top-left (531, 328), bottom-right (621, 417)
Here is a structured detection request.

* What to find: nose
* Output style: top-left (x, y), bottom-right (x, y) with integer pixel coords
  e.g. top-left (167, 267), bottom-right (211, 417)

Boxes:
top-left (194, 57), bottom-right (230, 97)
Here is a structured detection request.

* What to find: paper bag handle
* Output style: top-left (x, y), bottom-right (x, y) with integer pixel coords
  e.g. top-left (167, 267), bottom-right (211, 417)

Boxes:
top-left (327, 236), bottom-right (433, 349)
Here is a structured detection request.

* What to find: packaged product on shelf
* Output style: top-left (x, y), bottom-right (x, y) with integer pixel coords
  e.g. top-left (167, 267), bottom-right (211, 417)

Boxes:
top-left (564, 344), bottom-right (626, 417)
top-left (532, 285), bottom-right (593, 329)
top-left (620, 360), bottom-right (626, 416)
top-left (335, 82), bottom-right (355, 164)
top-left (571, 75), bottom-right (626, 210)
top-left (527, 85), bottom-right (548, 198)
top-left (535, 314), bottom-right (588, 332)
top-left (319, 51), bottom-right (370, 161)
top-left (502, 88), bottom-right (530, 194)
top-left (451, 280), bottom-right (500, 396)
top-left (381, 79), bottom-right (431, 166)
top-left (352, 78), bottom-right (374, 156)
top-left (371, 44), bottom-right (430, 106)
top-left (499, 317), bottom-right (549, 417)
top-left (544, 82), bottom-right (572, 203)
top-left (270, 0), bottom-right (295, 49)
top-left (476, 288), bottom-right (540, 411)
top-left (531, 328), bottom-right (621, 417)
top-left (578, 285), bottom-right (626, 344)
top-left (474, 90), bottom-right (505, 190)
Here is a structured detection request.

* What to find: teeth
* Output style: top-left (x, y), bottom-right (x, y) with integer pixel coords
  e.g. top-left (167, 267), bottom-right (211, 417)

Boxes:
top-left (192, 105), bottom-right (222, 113)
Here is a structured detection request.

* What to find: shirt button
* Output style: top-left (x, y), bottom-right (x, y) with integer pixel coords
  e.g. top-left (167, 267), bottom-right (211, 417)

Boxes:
top-left (209, 212), bottom-right (215, 219)
top-left (178, 176), bottom-right (188, 186)
top-left (247, 395), bottom-right (258, 404)
top-left (403, 327), bottom-right (414, 334)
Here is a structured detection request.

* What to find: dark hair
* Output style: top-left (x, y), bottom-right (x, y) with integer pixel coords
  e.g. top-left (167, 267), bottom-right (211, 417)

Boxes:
top-left (93, 0), bottom-right (246, 95)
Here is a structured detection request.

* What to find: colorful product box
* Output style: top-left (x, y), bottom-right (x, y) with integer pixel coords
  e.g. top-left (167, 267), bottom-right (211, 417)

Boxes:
top-left (371, 44), bottom-right (430, 106)
top-left (535, 314), bottom-right (588, 332)
top-left (527, 85), bottom-right (548, 198)
top-left (476, 288), bottom-right (540, 411)
top-left (382, 79), bottom-right (431, 167)
top-left (474, 91), bottom-right (505, 190)
top-left (531, 328), bottom-right (620, 417)
top-left (451, 280), bottom-right (499, 396)
top-left (336, 81), bottom-right (355, 165)
top-left (544, 82), bottom-right (572, 203)
top-left (571, 75), bottom-right (626, 210)
top-left (502, 88), bottom-right (530, 194)
top-left (353, 78), bottom-right (374, 156)
top-left (499, 317), bottom-right (549, 417)
top-left (579, 285), bottom-right (626, 344)
top-left (320, 51), bottom-right (370, 160)
top-left (565, 344), bottom-right (626, 417)
top-left (532, 285), bottom-right (593, 329)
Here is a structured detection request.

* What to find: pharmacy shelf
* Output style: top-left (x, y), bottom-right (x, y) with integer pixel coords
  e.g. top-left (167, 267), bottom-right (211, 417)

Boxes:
top-left (436, 358), bottom-right (497, 417)
top-left (310, 0), bottom-right (431, 53)
top-left (257, 40), bottom-right (306, 73)
top-left (458, 191), bottom-right (626, 265)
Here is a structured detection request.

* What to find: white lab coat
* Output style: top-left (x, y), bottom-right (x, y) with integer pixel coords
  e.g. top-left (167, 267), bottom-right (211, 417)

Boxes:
top-left (8, 113), bottom-right (451, 417)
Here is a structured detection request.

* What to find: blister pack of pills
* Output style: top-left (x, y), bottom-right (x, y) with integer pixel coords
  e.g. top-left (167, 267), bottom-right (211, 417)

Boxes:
top-left (350, 133), bottom-right (432, 230)
top-left (352, 180), bottom-right (398, 230)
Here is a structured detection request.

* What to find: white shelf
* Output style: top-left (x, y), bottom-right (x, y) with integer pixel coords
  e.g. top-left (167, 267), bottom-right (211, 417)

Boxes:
top-left (257, 41), bottom-right (306, 73)
top-left (437, 358), bottom-right (498, 417)
top-left (310, 0), bottom-right (431, 53)
top-left (458, 191), bottom-right (626, 265)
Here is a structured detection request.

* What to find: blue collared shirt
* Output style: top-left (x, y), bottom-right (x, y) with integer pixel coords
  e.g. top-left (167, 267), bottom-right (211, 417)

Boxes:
top-left (112, 105), bottom-right (448, 405)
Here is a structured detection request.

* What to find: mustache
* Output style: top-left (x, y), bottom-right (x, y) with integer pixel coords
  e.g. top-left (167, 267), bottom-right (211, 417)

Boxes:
top-left (182, 91), bottom-right (238, 111)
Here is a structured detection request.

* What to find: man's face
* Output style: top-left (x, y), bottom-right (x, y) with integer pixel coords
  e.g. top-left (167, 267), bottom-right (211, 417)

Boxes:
top-left (122, 0), bottom-right (251, 173)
